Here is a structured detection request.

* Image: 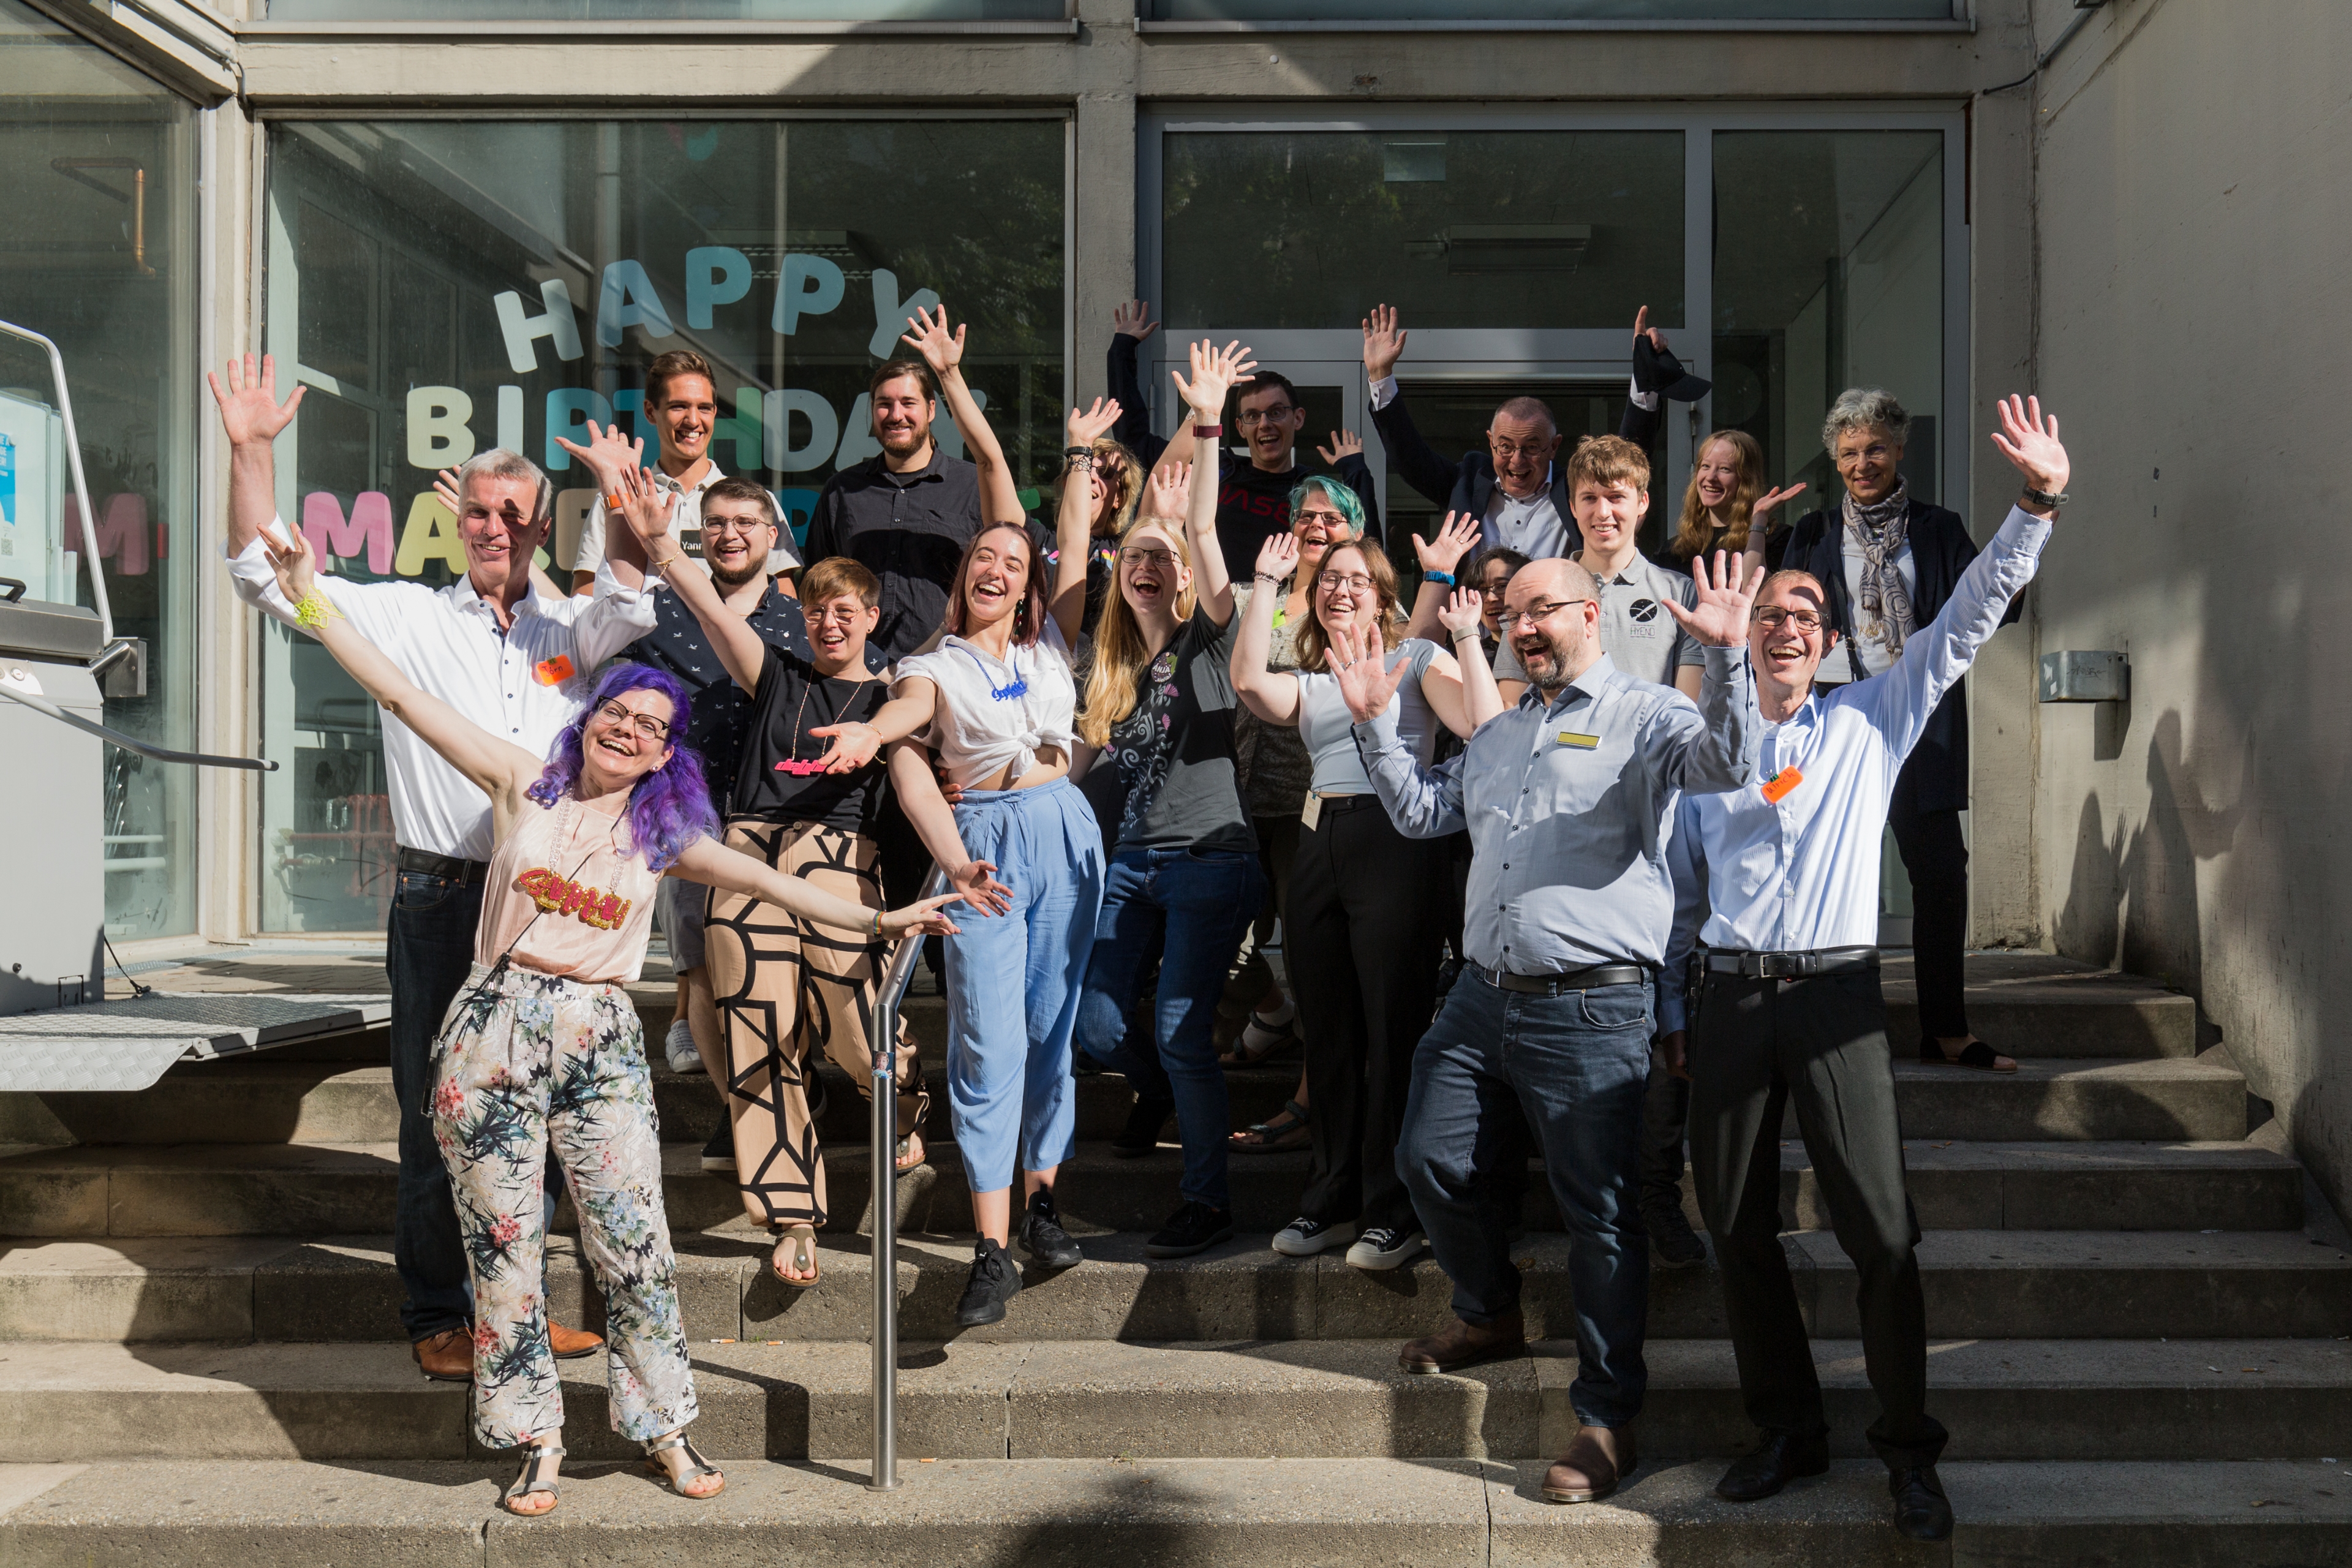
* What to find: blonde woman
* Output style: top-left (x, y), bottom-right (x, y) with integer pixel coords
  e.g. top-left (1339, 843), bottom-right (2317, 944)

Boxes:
top-left (1664, 429), bottom-right (1809, 578)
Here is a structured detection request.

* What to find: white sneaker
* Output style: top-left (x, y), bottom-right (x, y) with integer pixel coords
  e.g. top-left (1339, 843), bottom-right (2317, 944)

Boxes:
top-left (1271, 1216), bottom-right (1357, 1257)
top-left (1345, 1226), bottom-right (1428, 1270)
top-left (663, 1019), bottom-right (701, 1074)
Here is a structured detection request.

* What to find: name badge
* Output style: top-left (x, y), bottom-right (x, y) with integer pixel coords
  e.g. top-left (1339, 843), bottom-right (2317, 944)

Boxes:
top-left (1556, 731), bottom-right (1600, 750)
top-left (533, 654), bottom-right (576, 687)
top-left (1762, 766), bottom-right (1804, 804)
top-left (1300, 794), bottom-right (1324, 832)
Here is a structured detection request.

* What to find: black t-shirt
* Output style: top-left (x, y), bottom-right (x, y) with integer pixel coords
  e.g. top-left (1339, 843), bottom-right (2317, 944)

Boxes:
top-left (627, 578), bottom-right (809, 813)
top-left (1213, 454), bottom-right (1382, 586)
top-left (729, 639), bottom-right (893, 834)
top-left (1102, 605), bottom-right (1254, 856)
top-left (804, 450), bottom-right (984, 661)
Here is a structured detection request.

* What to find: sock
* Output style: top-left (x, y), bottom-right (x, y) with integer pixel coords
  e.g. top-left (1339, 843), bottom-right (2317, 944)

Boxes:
top-left (1253, 997), bottom-right (1296, 1028)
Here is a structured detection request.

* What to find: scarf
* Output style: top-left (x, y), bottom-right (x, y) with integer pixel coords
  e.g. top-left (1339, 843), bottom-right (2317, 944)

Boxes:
top-left (1843, 480), bottom-right (1915, 660)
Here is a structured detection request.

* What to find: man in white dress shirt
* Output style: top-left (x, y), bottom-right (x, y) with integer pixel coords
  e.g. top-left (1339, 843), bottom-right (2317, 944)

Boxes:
top-left (1657, 396), bottom-right (2071, 1542)
top-left (208, 354), bottom-right (657, 1381)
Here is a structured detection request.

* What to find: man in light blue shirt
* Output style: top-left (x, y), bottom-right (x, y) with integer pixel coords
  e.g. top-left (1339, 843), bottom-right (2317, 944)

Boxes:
top-left (1658, 396), bottom-right (2070, 1544)
top-left (1331, 549), bottom-right (1759, 1507)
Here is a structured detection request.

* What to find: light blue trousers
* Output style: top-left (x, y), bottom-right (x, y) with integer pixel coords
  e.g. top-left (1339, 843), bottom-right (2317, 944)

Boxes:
top-left (943, 777), bottom-right (1106, 1194)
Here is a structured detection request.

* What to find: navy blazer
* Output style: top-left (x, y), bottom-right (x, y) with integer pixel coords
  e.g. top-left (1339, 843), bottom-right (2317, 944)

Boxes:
top-left (1770, 498), bottom-right (2023, 815)
top-left (1370, 390), bottom-right (1664, 554)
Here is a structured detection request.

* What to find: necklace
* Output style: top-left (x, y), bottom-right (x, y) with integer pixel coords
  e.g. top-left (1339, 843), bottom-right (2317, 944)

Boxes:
top-left (777, 664), bottom-right (876, 775)
top-left (959, 643), bottom-right (1028, 702)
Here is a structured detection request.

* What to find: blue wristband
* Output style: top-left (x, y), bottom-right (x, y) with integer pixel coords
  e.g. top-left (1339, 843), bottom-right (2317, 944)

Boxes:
top-left (1424, 570), bottom-right (1456, 587)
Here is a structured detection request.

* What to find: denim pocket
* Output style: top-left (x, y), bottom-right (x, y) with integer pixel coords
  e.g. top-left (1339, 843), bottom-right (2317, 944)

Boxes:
top-left (1577, 981), bottom-right (1653, 1033)
top-left (394, 871), bottom-right (454, 913)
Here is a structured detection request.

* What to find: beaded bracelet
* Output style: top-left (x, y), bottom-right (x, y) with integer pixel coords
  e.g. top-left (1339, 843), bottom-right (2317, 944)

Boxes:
top-left (293, 590), bottom-right (343, 631)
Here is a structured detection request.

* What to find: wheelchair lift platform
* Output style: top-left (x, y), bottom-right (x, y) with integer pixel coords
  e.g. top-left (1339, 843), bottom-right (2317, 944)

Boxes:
top-left (0, 992), bottom-right (390, 1093)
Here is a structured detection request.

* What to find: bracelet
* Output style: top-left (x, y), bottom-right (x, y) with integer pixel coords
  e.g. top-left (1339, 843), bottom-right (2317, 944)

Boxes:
top-left (1423, 570), bottom-right (1456, 587)
top-left (1450, 624), bottom-right (1481, 643)
top-left (1063, 445), bottom-right (1091, 458)
top-left (1066, 453), bottom-right (1095, 469)
top-left (1192, 423), bottom-right (1223, 437)
top-left (870, 908), bottom-right (884, 937)
top-left (293, 590), bottom-right (343, 631)
top-left (1253, 571), bottom-right (1285, 586)
top-left (2021, 486), bottom-right (2070, 509)
top-left (603, 492), bottom-right (624, 511)
top-left (650, 552), bottom-right (684, 573)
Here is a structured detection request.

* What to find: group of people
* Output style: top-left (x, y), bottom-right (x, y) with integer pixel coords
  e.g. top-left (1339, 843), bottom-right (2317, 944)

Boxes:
top-left (203, 287), bottom-right (2075, 1542)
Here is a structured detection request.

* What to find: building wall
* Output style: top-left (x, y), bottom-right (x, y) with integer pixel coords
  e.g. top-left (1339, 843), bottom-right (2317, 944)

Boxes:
top-left (2028, 0), bottom-right (2352, 1205)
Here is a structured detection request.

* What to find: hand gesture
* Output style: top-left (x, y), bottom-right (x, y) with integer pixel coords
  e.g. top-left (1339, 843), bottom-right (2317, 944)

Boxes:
top-left (1140, 464), bottom-right (1191, 523)
top-left (1990, 394), bottom-right (2068, 498)
top-left (1659, 1030), bottom-right (1689, 1082)
top-left (949, 858), bottom-right (1014, 917)
top-left (433, 467), bottom-right (464, 518)
top-left (881, 892), bottom-right (965, 940)
top-left (1066, 395), bottom-right (1123, 447)
top-left (1362, 303), bottom-right (1407, 381)
top-left (1253, 530), bottom-right (1300, 583)
top-left (261, 524), bottom-right (322, 608)
top-left (1412, 511), bottom-right (1481, 578)
top-left (1112, 299), bottom-right (1159, 342)
top-left (1172, 338), bottom-right (1257, 418)
top-left (1435, 586), bottom-right (1483, 641)
top-left (1633, 304), bottom-right (1669, 355)
top-left (805, 719), bottom-right (882, 774)
top-left (1325, 619), bottom-right (1406, 723)
top-left (208, 353), bottom-right (304, 448)
top-left (899, 304), bottom-right (965, 378)
top-left (609, 462), bottom-right (679, 550)
top-left (1316, 429), bottom-right (1364, 466)
top-left (1746, 482), bottom-right (1808, 534)
top-left (1664, 549), bottom-right (1762, 648)
top-left (552, 419), bottom-right (646, 493)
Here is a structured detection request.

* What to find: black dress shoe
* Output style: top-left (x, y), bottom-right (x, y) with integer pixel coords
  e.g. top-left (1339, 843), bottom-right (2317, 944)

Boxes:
top-left (1890, 1464), bottom-right (1953, 1540)
top-left (1714, 1433), bottom-right (1830, 1502)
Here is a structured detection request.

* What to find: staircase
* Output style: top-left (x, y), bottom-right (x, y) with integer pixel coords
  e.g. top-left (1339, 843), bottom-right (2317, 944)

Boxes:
top-left (2, 950), bottom-right (2350, 1565)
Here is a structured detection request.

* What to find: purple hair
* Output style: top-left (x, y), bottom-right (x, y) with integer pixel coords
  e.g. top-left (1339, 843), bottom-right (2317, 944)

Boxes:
top-left (526, 662), bottom-right (718, 872)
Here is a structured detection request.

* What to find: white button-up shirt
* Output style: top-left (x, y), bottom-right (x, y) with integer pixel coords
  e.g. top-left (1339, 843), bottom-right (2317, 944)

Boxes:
top-left (227, 530), bottom-right (658, 861)
top-left (1657, 507), bottom-right (2051, 1028)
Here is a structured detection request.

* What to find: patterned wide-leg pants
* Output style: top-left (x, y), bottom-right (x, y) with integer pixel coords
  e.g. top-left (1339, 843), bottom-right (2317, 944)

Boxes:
top-left (429, 962), bottom-right (697, 1449)
top-left (703, 818), bottom-right (929, 1230)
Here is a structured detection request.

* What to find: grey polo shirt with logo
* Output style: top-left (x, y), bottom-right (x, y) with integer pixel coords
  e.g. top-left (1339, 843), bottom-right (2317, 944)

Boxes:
top-left (1491, 549), bottom-right (1704, 689)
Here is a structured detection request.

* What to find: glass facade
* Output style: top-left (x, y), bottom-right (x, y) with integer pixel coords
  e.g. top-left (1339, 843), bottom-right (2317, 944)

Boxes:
top-left (269, 0), bottom-right (1063, 16)
top-left (259, 118), bottom-right (1066, 931)
top-left (1148, 1), bottom-right (1950, 17)
top-left (0, 0), bottom-right (198, 940)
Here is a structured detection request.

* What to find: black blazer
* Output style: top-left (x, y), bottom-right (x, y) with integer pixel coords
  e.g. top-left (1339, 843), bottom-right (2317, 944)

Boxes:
top-left (1370, 390), bottom-right (1664, 552)
top-left (1770, 498), bottom-right (2022, 815)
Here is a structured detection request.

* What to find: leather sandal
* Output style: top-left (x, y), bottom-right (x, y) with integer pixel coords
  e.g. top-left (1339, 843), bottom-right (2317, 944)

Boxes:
top-left (1231, 1099), bottom-right (1312, 1154)
top-left (502, 1442), bottom-right (565, 1517)
top-left (771, 1224), bottom-right (820, 1288)
top-left (895, 1129), bottom-right (927, 1173)
top-left (643, 1431), bottom-right (725, 1499)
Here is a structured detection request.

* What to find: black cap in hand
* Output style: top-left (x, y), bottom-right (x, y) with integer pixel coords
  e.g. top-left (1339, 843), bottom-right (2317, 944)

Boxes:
top-left (1632, 335), bottom-right (1711, 403)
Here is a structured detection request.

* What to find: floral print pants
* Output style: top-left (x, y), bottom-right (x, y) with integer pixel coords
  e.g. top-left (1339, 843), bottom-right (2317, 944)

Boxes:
top-left (429, 961), bottom-right (697, 1449)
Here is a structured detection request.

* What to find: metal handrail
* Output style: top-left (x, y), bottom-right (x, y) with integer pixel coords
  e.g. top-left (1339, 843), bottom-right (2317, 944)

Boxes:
top-left (0, 318), bottom-right (115, 647)
top-left (867, 861), bottom-right (948, 1492)
top-left (0, 681), bottom-right (277, 771)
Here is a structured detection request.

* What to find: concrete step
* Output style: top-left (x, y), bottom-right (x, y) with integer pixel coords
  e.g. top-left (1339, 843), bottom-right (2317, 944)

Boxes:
top-left (5, 1227), bottom-right (2346, 1345)
top-left (4, 1336), bottom-right (2350, 1466)
top-left (1878, 951), bottom-right (2200, 1058)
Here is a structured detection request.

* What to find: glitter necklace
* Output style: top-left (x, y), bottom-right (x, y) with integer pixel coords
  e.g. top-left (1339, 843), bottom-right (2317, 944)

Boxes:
top-left (776, 664), bottom-right (875, 776)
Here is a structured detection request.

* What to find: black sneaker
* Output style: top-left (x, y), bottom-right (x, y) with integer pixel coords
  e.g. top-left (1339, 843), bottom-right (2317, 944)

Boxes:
top-left (1643, 1198), bottom-right (1706, 1268)
top-left (954, 1237), bottom-right (1022, 1327)
top-left (1110, 1096), bottom-right (1175, 1158)
top-left (699, 1120), bottom-right (736, 1175)
top-left (1145, 1200), bottom-right (1235, 1259)
top-left (1016, 1187), bottom-right (1084, 1268)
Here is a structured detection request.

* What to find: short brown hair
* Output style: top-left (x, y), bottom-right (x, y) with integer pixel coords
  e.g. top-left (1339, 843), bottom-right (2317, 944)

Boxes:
top-left (1565, 433), bottom-right (1650, 496)
top-left (801, 556), bottom-right (880, 609)
top-left (869, 358), bottom-right (938, 402)
top-left (645, 350), bottom-right (717, 409)
top-left (701, 476), bottom-right (778, 521)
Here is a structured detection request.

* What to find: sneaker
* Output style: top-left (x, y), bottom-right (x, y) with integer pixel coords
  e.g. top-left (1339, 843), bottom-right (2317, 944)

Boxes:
top-left (1644, 1199), bottom-right (1706, 1269)
top-left (1110, 1096), bottom-right (1175, 1159)
top-left (1345, 1226), bottom-right (1428, 1271)
top-left (1271, 1216), bottom-right (1357, 1257)
top-left (954, 1237), bottom-right (1022, 1327)
top-left (664, 1019), bottom-right (701, 1074)
top-left (699, 1120), bottom-right (736, 1175)
top-left (1145, 1200), bottom-right (1235, 1259)
top-left (1016, 1188), bottom-right (1084, 1268)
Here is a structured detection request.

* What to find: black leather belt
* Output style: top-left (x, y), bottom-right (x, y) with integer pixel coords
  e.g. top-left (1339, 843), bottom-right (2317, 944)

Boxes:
top-left (396, 847), bottom-right (491, 886)
top-left (1472, 962), bottom-right (1648, 996)
top-left (1705, 946), bottom-right (1880, 979)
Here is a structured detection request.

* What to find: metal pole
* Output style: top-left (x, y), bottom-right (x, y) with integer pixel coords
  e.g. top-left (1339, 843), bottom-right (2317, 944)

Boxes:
top-left (869, 862), bottom-right (948, 1492)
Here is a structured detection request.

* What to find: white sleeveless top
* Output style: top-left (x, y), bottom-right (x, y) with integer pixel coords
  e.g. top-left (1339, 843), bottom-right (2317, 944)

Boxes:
top-left (895, 619), bottom-right (1080, 790)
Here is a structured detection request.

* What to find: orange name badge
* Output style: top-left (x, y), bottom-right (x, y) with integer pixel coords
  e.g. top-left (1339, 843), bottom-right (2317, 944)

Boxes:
top-left (533, 654), bottom-right (576, 687)
top-left (1760, 766), bottom-right (1804, 804)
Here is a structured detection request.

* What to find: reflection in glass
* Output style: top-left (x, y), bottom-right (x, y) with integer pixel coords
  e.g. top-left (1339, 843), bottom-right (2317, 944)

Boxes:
top-left (1164, 130), bottom-right (1683, 330)
top-left (1148, 0), bottom-right (1947, 16)
top-left (271, 0), bottom-right (1061, 13)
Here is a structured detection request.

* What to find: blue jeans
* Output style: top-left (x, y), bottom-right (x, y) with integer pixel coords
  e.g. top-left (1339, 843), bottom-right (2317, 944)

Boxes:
top-left (1076, 846), bottom-right (1265, 1211)
top-left (1397, 970), bottom-right (1654, 1430)
top-left (386, 867), bottom-right (484, 1341)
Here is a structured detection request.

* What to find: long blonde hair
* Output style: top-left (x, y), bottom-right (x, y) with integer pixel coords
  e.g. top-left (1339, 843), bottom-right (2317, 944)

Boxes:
top-left (1079, 521), bottom-right (1199, 747)
top-left (1668, 429), bottom-right (1765, 560)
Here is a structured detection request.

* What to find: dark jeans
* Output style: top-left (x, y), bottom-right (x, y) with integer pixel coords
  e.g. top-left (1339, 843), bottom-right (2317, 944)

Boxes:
top-left (1686, 968), bottom-right (1948, 1469)
top-left (1890, 763), bottom-right (1970, 1042)
top-left (386, 867), bottom-right (484, 1342)
top-left (1397, 971), bottom-right (1654, 1430)
top-left (1287, 797), bottom-right (1451, 1235)
top-left (1077, 846), bottom-right (1265, 1210)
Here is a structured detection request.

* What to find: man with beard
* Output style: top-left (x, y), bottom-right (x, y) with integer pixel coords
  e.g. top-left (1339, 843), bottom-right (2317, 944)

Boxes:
top-left (1656, 396), bottom-right (2068, 1544)
top-left (1327, 546), bottom-right (1759, 1507)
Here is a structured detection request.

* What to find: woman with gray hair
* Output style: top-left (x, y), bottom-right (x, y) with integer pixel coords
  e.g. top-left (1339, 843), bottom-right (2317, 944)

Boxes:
top-left (1764, 388), bottom-right (2023, 1075)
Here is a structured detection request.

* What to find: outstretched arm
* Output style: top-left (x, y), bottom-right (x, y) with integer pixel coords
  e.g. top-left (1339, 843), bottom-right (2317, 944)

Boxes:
top-left (668, 835), bottom-right (963, 938)
top-left (1656, 550), bottom-right (1762, 793)
top-left (1231, 531), bottom-right (1304, 726)
top-left (1401, 511), bottom-right (1482, 643)
top-left (209, 354), bottom-right (304, 559)
top-left (903, 306), bottom-right (1025, 527)
top-left (1107, 300), bottom-right (1166, 464)
top-left (595, 453), bottom-right (767, 693)
top-left (1052, 395), bottom-right (1125, 643)
top-left (1170, 337), bottom-right (1257, 624)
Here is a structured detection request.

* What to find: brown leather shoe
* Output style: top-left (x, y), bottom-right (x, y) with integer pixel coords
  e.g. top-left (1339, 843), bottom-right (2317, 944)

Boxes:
top-left (1398, 1309), bottom-right (1526, 1375)
top-left (1542, 1423), bottom-right (1638, 1504)
top-left (412, 1327), bottom-right (473, 1382)
top-left (548, 1319), bottom-right (605, 1360)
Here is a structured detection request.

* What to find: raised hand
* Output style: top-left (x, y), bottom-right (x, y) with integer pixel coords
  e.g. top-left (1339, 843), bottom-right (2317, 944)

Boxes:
top-left (1633, 304), bottom-right (1670, 355)
top-left (434, 467), bottom-right (464, 517)
top-left (261, 523), bottom-right (322, 606)
top-left (805, 719), bottom-right (882, 774)
top-left (1253, 530), bottom-right (1300, 583)
top-left (1316, 429), bottom-right (1364, 465)
top-left (1991, 394), bottom-right (2068, 499)
top-left (1066, 395), bottom-right (1123, 447)
top-left (1412, 511), bottom-right (1482, 578)
top-left (552, 419), bottom-right (646, 492)
top-left (1362, 303), bottom-right (1407, 382)
top-left (949, 859), bottom-right (1013, 918)
top-left (1172, 338), bottom-right (1257, 418)
top-left (1141, 464), bottom-right (1191, 523)
top-left (899, 304), bottom-right (965, 377)
top-left (208, 353), bottom-right (305, 447)
top-left (882, 892), bottom-right (966, 940)
top-left (1435, 586), bottom-right (1483, 641)
top-left (609, 462), bottom-right (679, 551)
top-left (1746, 482), bottom-right (1809, 534)
top-left (1325, 618), bottom-right (1407, 723)
top-left (1113, 299), bottom-right (1159, 342)
top-left (1664, 548), bottom-right (1762, 648)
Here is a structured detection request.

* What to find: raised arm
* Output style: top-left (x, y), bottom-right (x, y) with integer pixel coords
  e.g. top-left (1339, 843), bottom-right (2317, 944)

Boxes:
top-left (1107, 300), bottom-right (1167, 465)
top-left (902, 306), bottom-right (1025, 527)
top-left (208, 353), bottom-right (304, 559)
top-left (886, 741), bottom-right (1014, 916)
top-left (596, 456), bottom-right (767, 693)
top-left (1170, 337), bottom-right (1256, 622)
top-left (1401, 511), bottom-right (1482, 643)
top-left (1362, 304), bottom-right (1459, 511)
top-left (1434, 586), bottom-right (1504, 730)
top-left (1231, 531), bottom-right (1304, 726)
top-left (1052, 396), bottom-right (1125, 644)
top-left (668, 836), bottom-right (962, 938)
top-left (1656, 551), bottom-right (1763, 793)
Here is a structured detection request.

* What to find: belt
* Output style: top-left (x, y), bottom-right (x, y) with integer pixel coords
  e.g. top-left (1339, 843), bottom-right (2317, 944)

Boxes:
top-left (1705, 946), bottom-right (1880, 979)
top-left (396, 847), bottom-right (492, 886)
top-left (1312, 792), bottom-right (1382, 815)
top-left (1472, 961), bottom-right (1648, 996)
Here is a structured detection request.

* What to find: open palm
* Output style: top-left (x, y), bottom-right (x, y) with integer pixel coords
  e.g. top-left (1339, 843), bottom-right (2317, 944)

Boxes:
top-left (1664, 549), bottom-right (1760, 647)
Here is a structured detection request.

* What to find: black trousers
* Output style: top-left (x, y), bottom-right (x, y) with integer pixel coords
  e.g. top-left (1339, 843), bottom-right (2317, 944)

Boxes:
top-left (1638, 1062), bottom-right (1691, 1209)
top-left (1285, 796), bottom-right (1452, 1235)
top-left (1686, 967), bottom-right (1948, 1469)
top-left (1888, 763), bottom-right (1970, 1042)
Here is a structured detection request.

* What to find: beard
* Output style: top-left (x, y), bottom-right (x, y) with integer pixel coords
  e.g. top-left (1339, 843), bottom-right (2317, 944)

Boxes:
top-left (1514, 630), bottom-right (1570, 688)
top-left (878, 422), bottom-right (929, 458)
top-left (709, 552), bottom-right (769, 591)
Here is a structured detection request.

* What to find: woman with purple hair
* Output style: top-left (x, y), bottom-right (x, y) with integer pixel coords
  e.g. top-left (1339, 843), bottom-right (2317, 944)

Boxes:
top-left (259, 529), bottom-right (960, 1519)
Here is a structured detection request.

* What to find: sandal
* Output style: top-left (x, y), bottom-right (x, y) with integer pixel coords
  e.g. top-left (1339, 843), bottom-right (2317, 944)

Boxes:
top-left (1920, 1037), bottom-right (2017, 1073)
top-left (895, 1129), bottom-right (927, 1173)
top-left (1231, 1098), bottom-right (1312, 1153)
top-left (1221, 1012), bottom-right (1300, 1068)
top-left (502, 1441), bottom-right (565, 1517)
top-left (643, 1431), bottom-right (725, 1499)
top-left (771, 1224), bottom-right (820, 1287)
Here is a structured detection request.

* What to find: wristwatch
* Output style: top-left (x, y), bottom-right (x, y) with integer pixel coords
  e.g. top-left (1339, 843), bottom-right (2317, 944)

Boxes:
top-left (2021, 485), bottom-right (2069, 510)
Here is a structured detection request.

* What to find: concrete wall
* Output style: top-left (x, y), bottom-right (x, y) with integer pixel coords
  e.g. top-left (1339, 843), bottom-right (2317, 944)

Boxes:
top-left (2027, 0), bottom-right (2352, 1206)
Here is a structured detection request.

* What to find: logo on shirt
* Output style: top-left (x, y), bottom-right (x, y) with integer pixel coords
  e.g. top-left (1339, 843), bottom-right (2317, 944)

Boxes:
top-left (514, 867), bottom-right (632, 930)
top-left (1628, 598), bottom-right (1660, 623)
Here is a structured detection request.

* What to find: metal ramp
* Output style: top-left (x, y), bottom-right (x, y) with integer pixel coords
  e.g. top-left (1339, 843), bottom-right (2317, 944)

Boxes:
top-left (0, 992), bottom-right (390, 1093)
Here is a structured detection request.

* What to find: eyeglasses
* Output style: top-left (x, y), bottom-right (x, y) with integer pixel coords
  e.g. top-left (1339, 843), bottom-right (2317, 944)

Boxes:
top-left (1317, 572), bottom-right (1376, 596)
top-left (1753, 606), bottom-right (1825, 633)
top-left (1295, 508), bottom-right (1350, 530)
top-left (1835, 443), bottom-right (1896, 467)
top-left (805, 604), bottom-right (868, 626)
top-left (1488, 438), bottom-right (1551, 460)
top-left (1235, 407), bottom-right (1297, 428)
top-left (701, 515), bottom-right (774, 537)
top-left (1496, 598), bottom-right (1589, 631)
top-left (1118, 547), bottom-right (1178, 568)
top-left (594, 699), bottom-right (671, 741)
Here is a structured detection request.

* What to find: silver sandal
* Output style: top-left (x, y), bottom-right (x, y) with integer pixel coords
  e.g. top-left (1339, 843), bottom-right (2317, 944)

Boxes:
top-left (502, 1442), bottom-right (565, 1516)
top-left (643, 1431), bottom-right (726, 1499)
